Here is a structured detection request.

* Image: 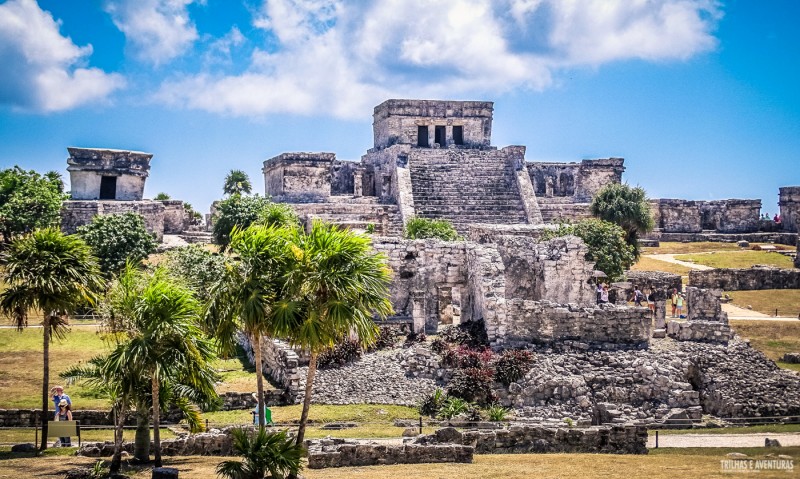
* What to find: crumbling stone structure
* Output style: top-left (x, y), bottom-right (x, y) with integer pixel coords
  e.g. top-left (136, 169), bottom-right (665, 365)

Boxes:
top-left (689, 266), bottom-right (800, 290)
top-left (60, 147), bottom-right (187, 241)
top-left (779, 186), bottom-right (800, 233)
top-left (650, 199), bottom-right (761, 234)
top-left (667, 287), bottom-right (733, 344)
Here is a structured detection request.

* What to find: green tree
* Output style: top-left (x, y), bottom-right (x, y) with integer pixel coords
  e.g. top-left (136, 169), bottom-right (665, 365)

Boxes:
top-left (154, 192), bottom-right (171, 200)
top-left (224, 169), bottom-right (253, 196)
top-left (183, 202), bottom-right (203, 226)
top-left (0, 166), bottom-right (67, 243)
top-left (77, 213), bottom-right (156, 274)
top-left (212, 195), bottom-right (298, 249)
top-left (590, 183), bottom-right (654, 258)
top-left (403, 217), bottom-right (460, 241)
top-left (101, 266), bottom-right (217, 467)
top-left (272, 222), bottom-right (393, 445)
top-left (0, 229), bottom-right (104, 450)
top-left (541, 219), bottom-right (636, 281)
top-left (216, 428), bottom-right (304, 479)
top-left (205, 225), bottom-right (296, 427)
top-left (165, 245), bottom-right (227, 302)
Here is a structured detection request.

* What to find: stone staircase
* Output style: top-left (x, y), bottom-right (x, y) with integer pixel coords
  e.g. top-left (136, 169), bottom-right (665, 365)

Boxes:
top-left (289, 197), bottom-right (404, 236)
top-left (536, 197), bottom-right (592, 223)
top-left (408, 150), bottom-right (528, 233)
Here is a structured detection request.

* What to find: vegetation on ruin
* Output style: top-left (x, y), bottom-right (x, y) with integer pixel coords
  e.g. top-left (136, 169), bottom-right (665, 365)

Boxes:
top-left (223, 169), bottom-right (254, 196)
top-left (154, 192), bottom-right (171, 200)
top-left (183, 201), bottom-right (204, 225)
top-left (404, 216), bottom-right (461, 241)
top-left (217, 427), bottom-right (305, 479)
top-left (212, 194), bottom-right (299, 248)
top-left (0, 228), bottom-right (104, 450)
top-left (164, 244), bottom-right (227, 302)
top-left (590, 183), bottom-right (654, 258)
top-left (77, 212), bottom-right (156, 274)
top-left (0, 166), bottom-right (67, 243)
top-left (674, 250), bottom-right (794, 269)
top-left (541, 218), bottom-right (636, 281)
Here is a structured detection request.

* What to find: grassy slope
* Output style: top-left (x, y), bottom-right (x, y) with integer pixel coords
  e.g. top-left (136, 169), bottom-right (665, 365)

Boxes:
top-left (2, 447), bottom-right (798, 479)
top-left (727, 290), bottom-right (800, 318)
top-left (630, 256), bottom-right (692, 277)
top-left (675, 251), bottom-right (794, 269)
top-left (730, 319), bottom-right (800, 372)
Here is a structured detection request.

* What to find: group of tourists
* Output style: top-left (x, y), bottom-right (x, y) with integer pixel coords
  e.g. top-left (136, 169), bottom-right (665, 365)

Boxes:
top-left (626, 286), bottom-right (685, 318)
top-left (51, 385), bottom-right (73, 447)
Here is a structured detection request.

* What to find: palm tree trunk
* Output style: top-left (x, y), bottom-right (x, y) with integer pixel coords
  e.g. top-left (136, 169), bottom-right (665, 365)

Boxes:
top-left (152, 376), bottom-right (162, 468)
top-left (134, 408), bottom-right (150, 462)
top-left (253, 332), bottom-right (265, 428)
top-left (295, 351), bottom-right (318, 446)
top-left (110, 400), bottom-right (125, 473)
top-left (39, 314), bottom-right (51, 451)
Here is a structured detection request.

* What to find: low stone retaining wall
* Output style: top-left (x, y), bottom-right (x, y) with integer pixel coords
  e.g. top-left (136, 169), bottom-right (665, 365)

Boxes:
top-left (667, 320), bottom-right (734, 344)
top-left (0, 409), bottom-right (182, 427)
top-left (689, 266), bottom-right (800, 291)
top-left (649, 232), bottom-right (797, 246)
top-left (221, 390), bottom-right (294, 410)
top-left (80, 429), bottom-right (237, 457)
top-left (416, 424), bottom-right (648, 454)
top-left (307, 438), bottom-right (473, 469)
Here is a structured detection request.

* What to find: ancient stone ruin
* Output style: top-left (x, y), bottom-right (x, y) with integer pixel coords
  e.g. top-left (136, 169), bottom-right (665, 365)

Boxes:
top-left (60, 147), bottom-right (190, 241)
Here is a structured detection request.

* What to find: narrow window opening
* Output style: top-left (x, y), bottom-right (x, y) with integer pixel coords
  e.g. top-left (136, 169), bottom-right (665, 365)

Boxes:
top-left (453, 125), bottom-right (464, 145)
top-left (99, 176), bottom-right (117, 200)
top-left (434, 125), bottom-right (446, 147)
top-left (417, 126), bottom-right (429, 147)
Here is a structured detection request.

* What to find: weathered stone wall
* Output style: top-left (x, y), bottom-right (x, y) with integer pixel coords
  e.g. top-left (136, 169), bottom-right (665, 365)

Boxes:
top-left (779, 186), bottom-right (800, 233)
top-left (61, 200), bottom-right (165, 241)
top-left (417, 424), bottom-right (648, 455)
top-left (653, 199), bottom-right (761, 234)
top-left (256, 338), bottom-right (300, 397)
top-left (796, 238), bottom-right (800, 268)
top-left (288, 201), bottom-right (403, 236)
top-left (262, 152), bottom-right (336, 202)
top-left (624, 271), bottom-right (683, 301)
top-left (466, 243), bottom-right (507, 345)
top-left (655, 199), bottom-right (702, 233)
top-left (503, 300), bottom-right (651, 349)
top-left (309, 439), bottom-right (473, 468)
top-left (160, 200), bottom-right (185, 234)
top-left (330, 160), bottom-right (358, 195)
top-left (667, 287), bottom-right (732, 344)
top-left (689, 266), bottom-right (800, 290)
top-left (372, 237), bottom-right (469, 333)
top-left (372, 99), bottom-right (494, 149)
top-left (649, 231), bottom-right (798, 245)
top-left (67, 147), bottom-right (151, 201)
top-left (526, 158), bottom-right (624, 202)
top-left (467, 224), bottom-right (555, 244)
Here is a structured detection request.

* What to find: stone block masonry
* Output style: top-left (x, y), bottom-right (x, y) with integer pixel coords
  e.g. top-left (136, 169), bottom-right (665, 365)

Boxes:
top-left (779, 186), bottom-right (800, 233)
top-left (652, 199), bottom-right (761, 234)
top-left (689, 266), bottom-right (800, 290)
top-left (308, 439), bottom-right (473, 468)
top-left (61, 200), bottom-right (165, 241)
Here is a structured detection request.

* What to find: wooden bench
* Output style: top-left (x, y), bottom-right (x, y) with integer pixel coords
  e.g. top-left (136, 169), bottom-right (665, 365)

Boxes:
top-left (47, 421), bottom-right (81, 447)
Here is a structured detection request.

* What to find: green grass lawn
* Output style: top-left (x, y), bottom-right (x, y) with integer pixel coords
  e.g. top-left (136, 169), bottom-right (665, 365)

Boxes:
top-left (641, 241), bottom-right (746, 255)
top-left (675, 250), bottom-right (794, 269)
top-left (727, 290), bottom-right (800, 318)
top-left (629, 256), bottom-right (693, 277)
top-left (654, 424), bottom-right (800, 435)
top-left (0, 427), bottom-right (176, 445)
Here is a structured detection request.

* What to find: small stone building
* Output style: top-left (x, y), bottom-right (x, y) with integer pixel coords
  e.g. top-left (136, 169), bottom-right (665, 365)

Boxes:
top-left (61, 147), bottom-right (186, 241)
top-left (779, 186), bottom-right (800, 233)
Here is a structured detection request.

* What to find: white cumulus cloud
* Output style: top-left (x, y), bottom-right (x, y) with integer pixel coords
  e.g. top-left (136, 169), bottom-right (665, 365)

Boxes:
top-left (105, 0), bottom-right (201, 65)
top-left (157, 0), bottom-right (722, 118)
top-left (0, 0), bottom-right (124, 112)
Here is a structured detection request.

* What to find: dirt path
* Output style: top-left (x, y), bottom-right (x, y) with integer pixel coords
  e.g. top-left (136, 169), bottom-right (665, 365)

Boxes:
top-left (649, 432), bottom-right (800, 448)
top-left (723, 303), bottom-right (799, 321)
top-left (647, 254), bottom-right (714, 270)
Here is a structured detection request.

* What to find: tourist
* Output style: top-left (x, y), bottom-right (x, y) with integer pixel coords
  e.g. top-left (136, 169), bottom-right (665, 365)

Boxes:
top-left (645, 288), bottom-right (655, 315)
top-left (51, 385), bottom-right (70, 418)
top-left (676, 293), bottom-right (685, 318)
top-left (633, 287), bottom-right (644, 306)
top-left (600, 284), bottom-right (609, 304)
top-left (774, 214), bottom-right (782, 224)
top-left (55, 399), bottom-right (72, 447)
top-left (596, 283), bottom-right (603, 304)
top-left (670, 289), bottom-right (678, 318)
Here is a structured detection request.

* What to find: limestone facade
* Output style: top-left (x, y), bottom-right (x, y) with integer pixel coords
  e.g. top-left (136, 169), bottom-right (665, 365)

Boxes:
top-left (651, 199), bottom-right (762, 234)
top-left (689, 266), bottom-right (800, 290)
top-left (779, 186), bottom-right (800, 233)
top-left (67, 147), bottom-right (151, 201)
top-left (61, 200), bottom-right (165, 241)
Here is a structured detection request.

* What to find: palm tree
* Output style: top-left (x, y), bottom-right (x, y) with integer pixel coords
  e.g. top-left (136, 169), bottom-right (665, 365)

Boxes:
top-left (102, 266), bottom-right (217, 467)
top-left (224, 170), bottom-right (253, 196)
top-left (0, 228), bottom-right (103, 450)
top-left (206, 225), bottom-right (296, 427)
top-left (590, 183), bottom-right (654, 258)
top-left (216, 428), bottom-right (304, 479)
top-left (272, 221), bottom-right (393, 445)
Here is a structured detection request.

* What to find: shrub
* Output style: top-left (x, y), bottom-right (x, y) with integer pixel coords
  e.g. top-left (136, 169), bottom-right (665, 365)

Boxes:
top-left (367, 326), bottom-right (399, 351)
top-left (212, 195), bottom-right (298, 248)
top-left (442, 345), bottom-right (495, 369)
top-left (493, 349), bottom-right (535, 386)
top-left (165, 245), bottom-right (226, 301)
top-left (216, 428), bottom-right (303, 479)
top-left (440, 320), bottom-right (489, 348)
top-left (430, 338), bottom-right (449, 355)
top-left (154, 192), bottom-right (170, 200)
top-left (418, 387), bottom-right (445, 417)
top-left (404, 217), bottom-right (460, 241)
top-left (486, 404), bottom-right (510, 421)
top-left (540, 218), bottom-right (636, 281)
top-left (447, 367), bottom-right (496, 406)
top-left (437, 396), bottom-right (469, 420)
top-left (404, 330), bottom-right (426, 346)
top-left (317, 339), bottom-right (362, 369)
top-left (77, 212), bottom-right (156, 274)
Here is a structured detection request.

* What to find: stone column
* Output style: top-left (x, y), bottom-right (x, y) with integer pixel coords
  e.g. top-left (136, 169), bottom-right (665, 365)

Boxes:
top-left (779, 186), bottom-right (800, 233)
top-left (654, 300), bottom-right (667, 329)
top-left (411, 290), bottom-right (426, 333)
top-left (353, 171), bottom-right (363, 198)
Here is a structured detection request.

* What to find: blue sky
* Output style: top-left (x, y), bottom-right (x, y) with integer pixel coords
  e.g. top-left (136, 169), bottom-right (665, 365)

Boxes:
top-left (0, 0), bottom-right (798, 215)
